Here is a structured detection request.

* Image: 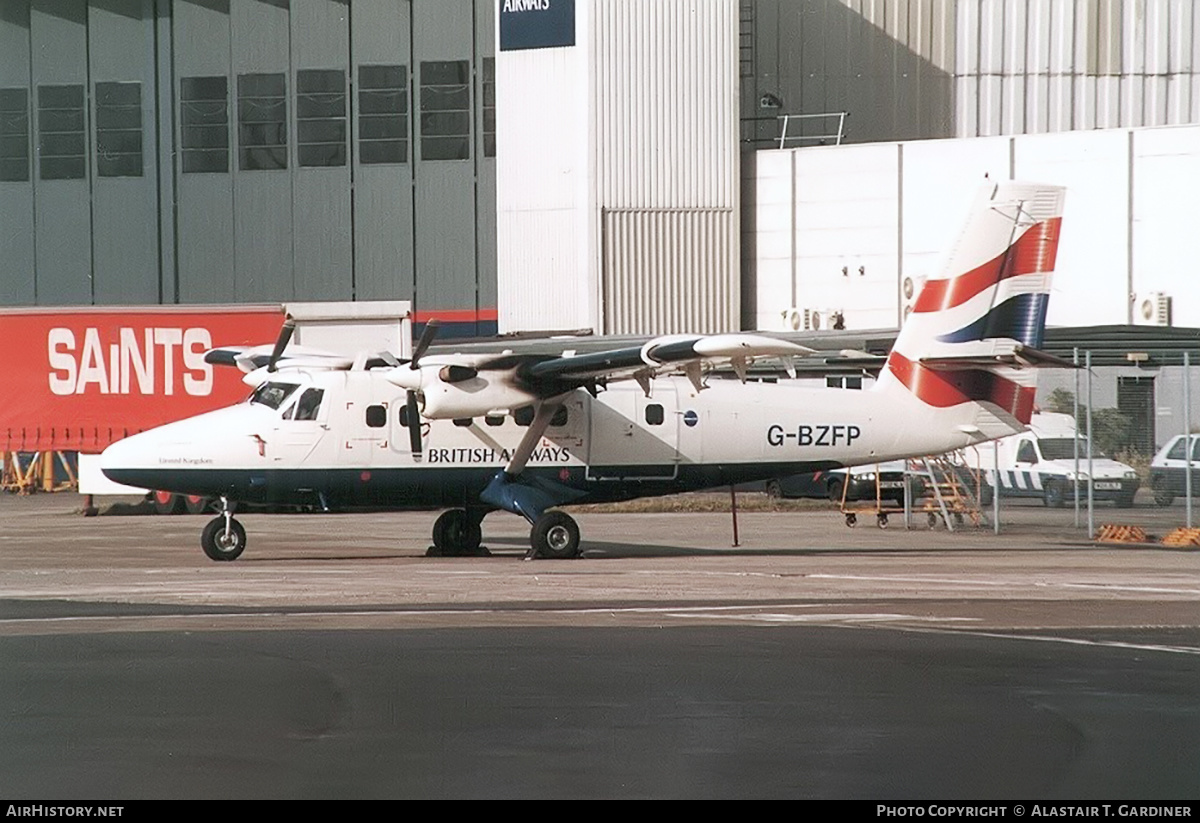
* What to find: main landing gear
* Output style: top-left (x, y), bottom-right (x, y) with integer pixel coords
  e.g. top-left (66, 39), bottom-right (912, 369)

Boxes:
top-left (425, 507), bottom-right (583, 560)
top-left (200, 498), bottom-right (246, 561)
top-left (529, 510), bottom-right (581, 560)
top-left (428, 508), bottom-right (488, 557)
top-left (192, 501), bottom-right (583, 562)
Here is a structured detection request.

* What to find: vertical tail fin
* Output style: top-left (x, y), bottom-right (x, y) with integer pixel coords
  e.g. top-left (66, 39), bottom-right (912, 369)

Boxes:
top-left (878, 182), bottom-right (1066, 432)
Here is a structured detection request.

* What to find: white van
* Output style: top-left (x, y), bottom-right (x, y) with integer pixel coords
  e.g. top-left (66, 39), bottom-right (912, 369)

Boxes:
top-left (979, 412), bottom-right (1140, 507)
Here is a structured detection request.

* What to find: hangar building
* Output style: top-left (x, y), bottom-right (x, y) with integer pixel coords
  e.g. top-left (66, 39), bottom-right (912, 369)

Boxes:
top-left (3, 0), bottom-right (1200, 446)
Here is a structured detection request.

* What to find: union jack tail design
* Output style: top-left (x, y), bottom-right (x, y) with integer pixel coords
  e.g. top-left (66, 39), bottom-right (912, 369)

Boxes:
top-left (877, 182), bottom-right (1066, 437)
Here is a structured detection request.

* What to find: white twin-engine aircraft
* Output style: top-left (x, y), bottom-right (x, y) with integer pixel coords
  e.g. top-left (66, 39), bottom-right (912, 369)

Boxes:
top-left (102, 181), bottom-right (1067, 561)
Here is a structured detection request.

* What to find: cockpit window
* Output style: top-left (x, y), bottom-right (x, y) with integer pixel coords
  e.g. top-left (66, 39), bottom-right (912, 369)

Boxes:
top-left (249, 382), bottom-right (299, 410)
top-left (294, 388), bottom-right (324, 421)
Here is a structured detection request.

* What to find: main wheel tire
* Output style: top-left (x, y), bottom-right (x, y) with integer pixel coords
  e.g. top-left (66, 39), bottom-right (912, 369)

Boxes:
top-left (201, 517), bottom-right (247, 562)
top-left (531, 511), bottom-right (581, 559)
top-left (432, 509), bottom-right (483, 556)
top-left (1043, 481), bottom-right (1066, 508)
top-left (153, 491), bottom-right (183, 515)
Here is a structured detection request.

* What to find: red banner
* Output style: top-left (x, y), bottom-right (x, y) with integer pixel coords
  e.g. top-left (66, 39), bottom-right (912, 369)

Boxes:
top-left (0, 306), bottom-right (285, 452)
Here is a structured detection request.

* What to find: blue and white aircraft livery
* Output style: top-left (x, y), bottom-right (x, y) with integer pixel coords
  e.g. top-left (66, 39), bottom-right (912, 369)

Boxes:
top-left (102, 181), bottom-right (1067, 561)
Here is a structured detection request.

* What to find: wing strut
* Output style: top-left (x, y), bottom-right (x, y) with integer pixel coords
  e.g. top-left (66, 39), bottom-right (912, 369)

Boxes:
top-left (480, 401), bottom-right (586, 523)
top-left (503, 402), bottom-right (561, 477)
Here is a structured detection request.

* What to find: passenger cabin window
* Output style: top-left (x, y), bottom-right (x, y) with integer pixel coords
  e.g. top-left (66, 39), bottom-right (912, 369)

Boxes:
top-left (1015, 441), bottom-right (1037, 464)
top-left (453, 418), bottom-right (472, 427)
top-left (249, 382), bottom-right (299, 410)
top-left (484, 415), bottom-right (504, 427)
top-left (364, 403), bottom-right (386, 428)
top-left (550, 406), bottom-right (568, 427)
top-left (514, 406), bottom-right (535, 427)
top-left (645, 404), bottom-right (665, 426)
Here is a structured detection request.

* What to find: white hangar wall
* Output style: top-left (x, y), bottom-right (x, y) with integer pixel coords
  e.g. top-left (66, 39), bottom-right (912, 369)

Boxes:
top-left (497, 0), bottom-right (740, 336)
top-left (742, 0), bottom-right (1200, 147)
top-left (746, 123), bottom-right (1200, 333)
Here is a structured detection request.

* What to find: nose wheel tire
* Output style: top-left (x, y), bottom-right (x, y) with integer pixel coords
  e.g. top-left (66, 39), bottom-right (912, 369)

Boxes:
top-left (201, 516), bottom-right (247, 562)
top-left (530, 511), bottom-right (581, 559)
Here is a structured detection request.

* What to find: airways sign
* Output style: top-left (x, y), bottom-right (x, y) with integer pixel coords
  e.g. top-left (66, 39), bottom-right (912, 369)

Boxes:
top-left (500, 0), bottom-right (575, 51)
top-left (1, 307), bottom-right (284, 452)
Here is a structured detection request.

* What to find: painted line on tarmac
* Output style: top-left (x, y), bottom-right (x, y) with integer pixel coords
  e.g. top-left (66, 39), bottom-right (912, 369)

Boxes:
top-left (891, 625), bottom-right (1200, 657)
top-left (808, 573), bottom-right (1200, 596)
top-left (0, 602), bottom-right (974, 632)
top-left (678, 612), bottom-right (980, 625)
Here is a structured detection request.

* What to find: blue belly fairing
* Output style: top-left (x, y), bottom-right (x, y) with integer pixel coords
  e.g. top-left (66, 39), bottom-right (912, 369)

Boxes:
top-left (104, 460), bottom-right (840, 510)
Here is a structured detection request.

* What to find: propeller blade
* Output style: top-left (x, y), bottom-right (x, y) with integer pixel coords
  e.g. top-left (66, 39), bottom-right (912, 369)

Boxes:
top-left (411, 319), bottom-right (441, 369)
top-left (406, 391), bottom-right (423, 457)
top-left (267, 318), bottom-right (296, 373)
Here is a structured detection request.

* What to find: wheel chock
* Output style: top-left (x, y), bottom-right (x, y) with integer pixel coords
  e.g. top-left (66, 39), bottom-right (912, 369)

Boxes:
top-left (1095, 524), bottom-right (1149, 544)
top-left (1160, 528), bottom-right (1200, 548)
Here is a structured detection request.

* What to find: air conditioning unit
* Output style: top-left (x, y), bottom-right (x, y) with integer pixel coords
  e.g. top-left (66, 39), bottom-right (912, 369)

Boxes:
top-left (900, 276), bottom-right (919, 322)
top-left (781, 307), bottom-right (839, 331)
top-left (1133, 291), bottom-right (1172, 326)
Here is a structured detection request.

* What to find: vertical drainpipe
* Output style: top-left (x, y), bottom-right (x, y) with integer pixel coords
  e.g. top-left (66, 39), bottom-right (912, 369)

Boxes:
top-left (789, 148), bottom-right (796, 313)
top-left (896, 142), bottom-right (903, 330)
top-left (1127, 129), bottom-right (1135, 325)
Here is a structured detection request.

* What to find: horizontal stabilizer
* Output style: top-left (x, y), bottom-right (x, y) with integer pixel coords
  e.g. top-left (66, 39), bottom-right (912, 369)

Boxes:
top-left (919, 343), bottom-right (1077, 371)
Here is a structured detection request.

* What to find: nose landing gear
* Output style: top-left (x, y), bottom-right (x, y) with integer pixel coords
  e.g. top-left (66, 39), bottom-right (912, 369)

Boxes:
top-left (200, 498), bottom-right (246, 561)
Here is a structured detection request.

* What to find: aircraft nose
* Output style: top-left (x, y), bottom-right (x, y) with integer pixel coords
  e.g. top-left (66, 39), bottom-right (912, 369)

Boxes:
top-left (100, 430), bottom-right (157, 481)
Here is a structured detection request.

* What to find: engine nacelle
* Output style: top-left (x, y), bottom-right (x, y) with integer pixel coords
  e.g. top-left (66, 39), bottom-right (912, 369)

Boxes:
top-left (418, 375), bottom-right (542, 420)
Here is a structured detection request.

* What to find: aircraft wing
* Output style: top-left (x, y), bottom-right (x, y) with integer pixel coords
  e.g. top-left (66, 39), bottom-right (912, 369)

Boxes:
top-left (205, 344), bottom-right (382, 373)
top-left (523, 333), bottom-right (814, 383)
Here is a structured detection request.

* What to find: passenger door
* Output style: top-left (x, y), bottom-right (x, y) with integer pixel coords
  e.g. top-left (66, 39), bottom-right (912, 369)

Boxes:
top-left (587, 383), bottom-right (679, 480)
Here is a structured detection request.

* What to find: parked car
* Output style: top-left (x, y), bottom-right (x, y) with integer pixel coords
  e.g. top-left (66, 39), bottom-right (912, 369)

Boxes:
top-left (1148, 435), bottom-right (1200, 506)
top-left (765, 461), bottom-right (924, 506)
